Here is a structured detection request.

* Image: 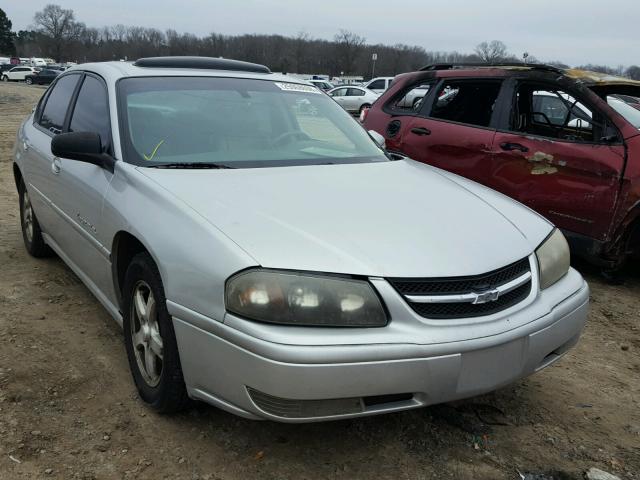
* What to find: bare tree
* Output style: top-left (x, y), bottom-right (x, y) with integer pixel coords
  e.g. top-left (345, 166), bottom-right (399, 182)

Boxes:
top-left (334, 29), bottom-right (365, 74)
top-left (32, 4), bottom-right (84, 61)
top-left (474, 40), bottom-right (508, 63)
top-left (626, 66), bottom-right (640, 81)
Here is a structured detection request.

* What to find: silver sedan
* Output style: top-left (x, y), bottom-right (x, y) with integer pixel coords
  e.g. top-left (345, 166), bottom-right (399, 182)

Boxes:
top-left (327, 85), bottom-right (380, 115)
top-left (12, 57), bottom-right (588, 422)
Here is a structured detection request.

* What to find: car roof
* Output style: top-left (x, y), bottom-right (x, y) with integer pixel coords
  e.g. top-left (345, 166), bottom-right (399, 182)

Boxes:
top-left (65, 57), bottom-right (310, 86)
top-left (416, 63), bottom-right (640, 88)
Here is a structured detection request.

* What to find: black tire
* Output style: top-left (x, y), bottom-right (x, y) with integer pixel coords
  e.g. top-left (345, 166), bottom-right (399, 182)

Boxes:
top-left (18, 180), bottom-right (53, 258)
top-left (25, 77), bottom-right (33, 85)
top-left (122, 252), bottom-right (190, 413)
top-left (2, 76), bottom-right (8, 82)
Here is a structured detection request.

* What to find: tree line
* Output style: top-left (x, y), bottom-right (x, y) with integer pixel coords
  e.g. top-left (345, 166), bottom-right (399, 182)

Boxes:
top-left (2, 5), bottom-right (640, 81)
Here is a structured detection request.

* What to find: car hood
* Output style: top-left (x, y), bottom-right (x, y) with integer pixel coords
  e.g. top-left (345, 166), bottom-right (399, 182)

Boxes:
top-left (139, 160), bottom-right (552, 277)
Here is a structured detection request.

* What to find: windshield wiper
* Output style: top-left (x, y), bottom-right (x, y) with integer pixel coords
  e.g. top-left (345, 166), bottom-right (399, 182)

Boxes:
top-left (150, 162), bottom-right (234, 169)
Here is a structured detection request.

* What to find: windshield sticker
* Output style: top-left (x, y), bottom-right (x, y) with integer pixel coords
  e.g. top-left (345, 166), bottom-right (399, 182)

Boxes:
top-left (274, 82), bottom-right (321, 94)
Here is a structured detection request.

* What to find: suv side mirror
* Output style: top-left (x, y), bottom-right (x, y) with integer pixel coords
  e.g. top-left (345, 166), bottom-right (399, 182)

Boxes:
top-left (368, 129), bottom-right (386, 149)
top-left (51, 132), bottom-right (115, 172)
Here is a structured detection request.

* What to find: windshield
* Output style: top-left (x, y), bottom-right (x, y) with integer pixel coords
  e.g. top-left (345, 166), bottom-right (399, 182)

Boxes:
top-left (118, 77), bottom-right (387, 168)
top-left (607, 96), bottom-right (640, 129)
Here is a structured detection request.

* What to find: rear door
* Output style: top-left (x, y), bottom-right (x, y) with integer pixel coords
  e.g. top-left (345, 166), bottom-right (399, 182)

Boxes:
top-left (21, 73), bottom-right (82, 236)
top-left (489, 81), bottom-right (625, 241)
top-left (389, 78), bottom-right (503, 183)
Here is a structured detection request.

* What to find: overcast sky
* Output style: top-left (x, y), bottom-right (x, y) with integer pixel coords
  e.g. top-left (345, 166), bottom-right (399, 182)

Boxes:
top-left (5, 0), bottom-right (639, 67)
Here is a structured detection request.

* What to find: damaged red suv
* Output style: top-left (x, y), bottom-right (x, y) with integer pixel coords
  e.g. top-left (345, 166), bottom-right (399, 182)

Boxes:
top-left (363, 63), bottom-right (640, 273)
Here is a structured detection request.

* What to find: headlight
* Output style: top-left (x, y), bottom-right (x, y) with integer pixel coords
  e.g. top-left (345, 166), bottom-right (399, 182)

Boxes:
top-left (225, 269), bottom-right (387, 327)
top-left (536, 229), bottom-right (570, 290)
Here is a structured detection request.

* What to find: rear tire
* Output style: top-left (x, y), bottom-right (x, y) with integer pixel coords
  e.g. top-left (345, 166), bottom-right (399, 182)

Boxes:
top-left (122, 252), bottom-right (190, 413)
top-left (25, 77), bottom-right (33, 85)
top-left (18, 180), bottom-right (53, 258)
top-left (2, 76), bottom-right (8, 82)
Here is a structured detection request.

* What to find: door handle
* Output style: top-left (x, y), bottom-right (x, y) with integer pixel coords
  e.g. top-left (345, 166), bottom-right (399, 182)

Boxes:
top-left (51, 157), bottom-right (61, 175)
top-left (410, 127), bottom-right (431, 136)
top-left (500, 142), bottom-right (529, 152)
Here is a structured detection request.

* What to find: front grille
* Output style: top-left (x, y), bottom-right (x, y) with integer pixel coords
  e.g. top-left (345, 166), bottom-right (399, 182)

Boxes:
top-left (388, 258), bottom-right (532, 319)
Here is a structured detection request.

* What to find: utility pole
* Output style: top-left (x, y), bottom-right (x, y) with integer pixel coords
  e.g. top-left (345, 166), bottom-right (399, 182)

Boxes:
top-left (371, 53), bottom-right (377, 79)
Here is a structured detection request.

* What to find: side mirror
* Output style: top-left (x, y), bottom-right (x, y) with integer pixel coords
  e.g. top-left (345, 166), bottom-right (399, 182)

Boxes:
top-left (51, 131), bottom-right (115, 172)
top-left (368, 129), bottom-right (386, 149)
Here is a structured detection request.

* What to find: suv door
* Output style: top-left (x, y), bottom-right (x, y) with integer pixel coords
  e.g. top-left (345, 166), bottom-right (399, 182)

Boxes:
top-left (391, 79), bottom-right (503, 183)
top-left (490, 82), bottom-right (625, 241)
top-left (22, 73), bottom-right (82, 235)
top-left (49, 73), bottom-right (116, 297)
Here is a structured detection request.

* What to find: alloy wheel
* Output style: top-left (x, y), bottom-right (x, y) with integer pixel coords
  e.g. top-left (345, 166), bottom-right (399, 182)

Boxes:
top-left (130, 280), bottom-right (164, 387)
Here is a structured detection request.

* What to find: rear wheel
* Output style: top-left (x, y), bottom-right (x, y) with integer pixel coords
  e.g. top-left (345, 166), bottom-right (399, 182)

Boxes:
top-left (122, 252), bottom-right (190, 413)
top-left (2, 76), bottom-right (8, 82)
top-left (25, 77), bottom-right (33, 85)
top-left (18, 180), bottom-right (52, 258)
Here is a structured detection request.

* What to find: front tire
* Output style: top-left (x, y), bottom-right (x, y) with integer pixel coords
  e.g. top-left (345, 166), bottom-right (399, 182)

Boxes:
top-left (122, 252), bottom-right (189, 413)
top-left (18, 180), bottom-right (52, 257)
top-left (2, 75), bottom-right (8, 82)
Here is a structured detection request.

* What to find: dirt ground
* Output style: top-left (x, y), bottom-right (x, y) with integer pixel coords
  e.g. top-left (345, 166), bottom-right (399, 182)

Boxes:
top-left (0, 82), bottom-right (638, 480)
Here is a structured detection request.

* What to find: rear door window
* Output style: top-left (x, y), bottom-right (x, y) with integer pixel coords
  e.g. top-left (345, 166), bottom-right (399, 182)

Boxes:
top-left (429, 80), bottom-right (502, 128)
top-left (69, 75), bottom-right (111, 151)
top-left (39, 74), bottom-right (80, 134)
top-left (347, 88), bottom-right (365, 97)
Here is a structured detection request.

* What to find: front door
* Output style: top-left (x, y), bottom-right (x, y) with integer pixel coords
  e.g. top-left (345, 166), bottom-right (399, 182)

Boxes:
top-left (488, 82), bottom-right (625, 241)
top-left (48, 73), bottom-right (116, 298)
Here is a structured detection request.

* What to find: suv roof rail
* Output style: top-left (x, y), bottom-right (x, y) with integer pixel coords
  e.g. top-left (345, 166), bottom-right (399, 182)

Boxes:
top-left (420, 62), bottom-right (565, 74)
top-left (133, 56), bottom-right (271, 74)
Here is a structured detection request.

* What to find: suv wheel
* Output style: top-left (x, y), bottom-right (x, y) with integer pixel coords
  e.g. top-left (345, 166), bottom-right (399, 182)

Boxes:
top-left (122, 252), bottom-right (190, 413)
top-left (19, 180), bottom-right (53, 257)
top-left (25, 77), bottom-right (33, 85)
top-left (2, 75), bottom-right (8, 82)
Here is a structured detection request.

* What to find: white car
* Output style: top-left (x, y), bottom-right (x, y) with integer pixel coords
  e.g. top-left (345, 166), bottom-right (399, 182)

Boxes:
top-left (364, 77), bottom-right (395, 94)
top-left (2, 66), bottom-right (38, 82)
top-left (328, 85), bottom-right (380, 114)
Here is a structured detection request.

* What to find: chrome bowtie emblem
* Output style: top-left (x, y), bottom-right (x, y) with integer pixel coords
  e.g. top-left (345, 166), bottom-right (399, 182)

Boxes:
top-left (472, 289), bottom-right (501, 304)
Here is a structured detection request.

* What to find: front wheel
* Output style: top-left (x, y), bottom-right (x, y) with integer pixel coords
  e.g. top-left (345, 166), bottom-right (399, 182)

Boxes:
top-left (123, 252), bottom-right (190, 413)
top-left (2, 76), bottom-right (8, 82)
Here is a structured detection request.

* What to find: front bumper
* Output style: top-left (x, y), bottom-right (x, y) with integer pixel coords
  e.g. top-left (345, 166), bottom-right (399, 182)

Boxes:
top-left (170, 268), bottom-right (589, 422)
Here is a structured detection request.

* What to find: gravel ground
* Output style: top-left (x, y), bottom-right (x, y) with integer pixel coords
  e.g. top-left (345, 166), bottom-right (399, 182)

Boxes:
top-left (0, 82), bottom-right (638, 480)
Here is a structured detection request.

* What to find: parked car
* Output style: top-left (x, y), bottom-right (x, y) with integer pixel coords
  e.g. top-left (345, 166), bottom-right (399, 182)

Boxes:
top-left (2, 66), bottom-right (38, 82)
top-left (12, 57), bottom-right (588, 422)
top-left (25, 68), bottom-right (61, 85)
top-left (47, 65), bottom-right (67, 72)
top-left (0, 64), bottom-right (14, 74)
top-left (364, 76), bottom-right (395, 94)
top-left (309, 79), bottom-right (334, 91)
top-left (328, 85), bottom-right (380, 114)
top-left (364, 63), bottom-right (640, 273)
